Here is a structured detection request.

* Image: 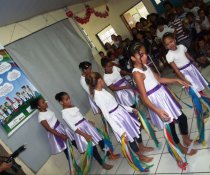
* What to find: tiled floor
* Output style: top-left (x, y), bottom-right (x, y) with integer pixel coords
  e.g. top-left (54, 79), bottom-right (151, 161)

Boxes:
top-left (86, 66), bottom-right (210, 175)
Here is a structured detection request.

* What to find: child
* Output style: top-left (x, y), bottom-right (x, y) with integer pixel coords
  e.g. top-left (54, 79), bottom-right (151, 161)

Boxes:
top-left (85, 72), bottom-right (154, 163)
top-left (163, 32), bottom-right (208, 92)
top-left (130, 42), bottom-right (197, 155)
top-left (55, 92), bottom-right (113, 170)
top-left (197, 9), bottom-right (210, 31)
top-left (30, 98), bottom-right (75, 158)
top-left (79, 61), bottom-right (100, 115)
top-left (101, 58), bottom-right (154, 153)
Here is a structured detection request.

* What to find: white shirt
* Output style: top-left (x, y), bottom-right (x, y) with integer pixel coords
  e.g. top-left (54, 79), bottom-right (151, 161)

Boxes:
top-left (62, 107), bottom-right (84, 131)
top-left (132, 65), bottom-right (159, 92)
top-left (200, 16), bottom-right (210, 30)
top-left (38, 110), bottom-right (57, 128)
top-left (94, 89), bottom-right (133, 136)
top-left (166, 44), bottom-right (190, 68)
top-left (80, 76), bottom-right (90, 95)
top-left (104, 66), bottom-right (122, 86)
top-left (156, 25), bottom-right (175, 39)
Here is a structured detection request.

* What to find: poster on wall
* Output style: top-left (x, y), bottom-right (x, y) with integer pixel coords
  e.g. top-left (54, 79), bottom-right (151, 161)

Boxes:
top-left (0, 47), bottom-right (41, 136)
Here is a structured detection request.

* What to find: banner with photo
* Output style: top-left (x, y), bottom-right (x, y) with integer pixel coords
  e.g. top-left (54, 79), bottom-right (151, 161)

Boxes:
top-left (0, 47), bottom-right (41, 136)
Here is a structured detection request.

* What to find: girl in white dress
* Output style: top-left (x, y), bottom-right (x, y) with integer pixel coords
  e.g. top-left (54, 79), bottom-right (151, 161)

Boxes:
top-left (30, 98), bottom-right (75, 158)
top-left (130, 42), bottom-right (197, 155)
top-left (55, 92), bottom-right (113, 170)
top-left (163, 32), bottom-right (208, 92)
top-left (85, 72), bottom-right (154, 163)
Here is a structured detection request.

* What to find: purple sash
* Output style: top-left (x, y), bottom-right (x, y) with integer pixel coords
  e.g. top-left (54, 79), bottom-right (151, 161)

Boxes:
top-left (75, 118), bottom-right (86, 126)
top-left (114, 78), bottom-right (127, 86)
top-left (146, 84), bottom-right (181, 109)
top-left (109, 105), bottom-right (119, 113)
top-left (114, 78), bottom-right (138, 94)
top-left (179, 62), bottom-right (191, 70)
top-left (53, 120), bottom-right (65, 149)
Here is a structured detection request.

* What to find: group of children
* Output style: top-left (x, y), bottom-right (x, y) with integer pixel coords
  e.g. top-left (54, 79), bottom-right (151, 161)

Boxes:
top-left (30, 0), bottom-right (210, 173)
top-left (31, 31), bottom-right (209, 172)
top-left (98, 0), bottom-right (210, 74)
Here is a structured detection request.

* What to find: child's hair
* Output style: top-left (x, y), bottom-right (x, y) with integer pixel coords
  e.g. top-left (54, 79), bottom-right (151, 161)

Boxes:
top-left (101, 57), bottom-right (111, 68)
top-left (156, 18), bottom-right (166, 27)
top-left (55, 92), bottom-right (68, 102)
top-left (85, 72), bottom-right (102, 96)
top-left (162, 32), bottom-right (175, 43)
top-left (98, 51), bottom-right (104, 55)
top-left (30, 97), bottom-right (42, 109)
top-left (79, 61), bottom-right (91, 72)
top-left (127, 42), bottom-right (147, 70)
top-left (186, 12), bottom-right (194, 18)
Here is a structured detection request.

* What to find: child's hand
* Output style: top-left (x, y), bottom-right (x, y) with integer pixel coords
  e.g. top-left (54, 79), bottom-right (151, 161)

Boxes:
top-left (156, 109), bottom-right (170, 122)
top-left (133, 108), bottom-right (138, 115)
top-left (61, 134), bottom-right (68, 141)
top-left (84, 134), bottom-right (93, 142)
top-left (88, 120), bottom-right (95, 126)
top-left (176, 79), bottom-right (190, 87)
top-left (121, 132), bottom-right (128, 143)
top-left (125, 84), bottom-right (131, 89)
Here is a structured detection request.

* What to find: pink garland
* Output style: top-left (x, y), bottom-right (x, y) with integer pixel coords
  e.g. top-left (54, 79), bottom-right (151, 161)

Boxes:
top-left (66, 5), bottom-right (109, 24)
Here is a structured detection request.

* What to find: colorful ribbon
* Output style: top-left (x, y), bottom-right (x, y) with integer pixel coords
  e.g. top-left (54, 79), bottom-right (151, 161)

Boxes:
top-left (187, 86), bottom-right (209, 145)
top-left (137, 111), bottom-right (159, 148)
top-left (121, 135), bottom-right (153, 172)
top-left (164, 124), bottom-right (188, 170)
top-left (67, 140), bottom-right (93, 175)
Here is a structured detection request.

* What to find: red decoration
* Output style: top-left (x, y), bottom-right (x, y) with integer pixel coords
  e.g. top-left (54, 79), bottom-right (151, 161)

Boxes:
top-left (65, 4), bottom-right (109, 24)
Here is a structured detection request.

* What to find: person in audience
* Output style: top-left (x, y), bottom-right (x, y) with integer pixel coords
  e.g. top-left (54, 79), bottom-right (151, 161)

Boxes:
top-left (111, 34), bottom-right (120, 49)
top-left (130, 42), bottom-right (197, 155)
top-left (163, 32), bottom-right (208, 92)
top-left (185, 0), bottom-right (200, 17)
top-left (163, 1), bottom-right (176, 17)
top-left (135, 22), bottom-right (143, 32)
top-left (175, 6), bottom-right (187, 20)
top-left (156, 18), bottom-right (175, 40)
top-left (197, 9), bottom-right (210, 30)
top-left (98, 51), bottom-right (105, 59)
top-left (135, 31), bottom-right (152, 54)
top-left (85, 72), bottom-right (154, 163)
top-left (168, 13), bottom-right (191, 47)
top-left (55, 92), bottom-right (115, 170)
top-left (195, 36), bottom-right (210, 68)
top-left (186, 12), bottom-right (201, 35)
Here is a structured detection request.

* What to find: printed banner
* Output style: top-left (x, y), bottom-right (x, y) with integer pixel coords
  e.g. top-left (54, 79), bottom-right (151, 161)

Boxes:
top-left (0, 48), bottom-right (41, 136)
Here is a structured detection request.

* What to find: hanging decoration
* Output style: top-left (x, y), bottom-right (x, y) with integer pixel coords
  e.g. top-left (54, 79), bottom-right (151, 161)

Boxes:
top-left (65, 4), bottom-right (109, 24)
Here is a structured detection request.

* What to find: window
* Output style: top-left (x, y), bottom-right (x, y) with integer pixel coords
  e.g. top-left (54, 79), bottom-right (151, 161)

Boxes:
top-left (97, 25), bottom-right (117, 45)
top-left (121, 2), bottom-right (149, 29)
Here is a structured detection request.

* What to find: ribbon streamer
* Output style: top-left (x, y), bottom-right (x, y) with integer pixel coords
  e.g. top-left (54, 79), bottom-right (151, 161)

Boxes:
top-left (67, 140), bottom-right (93, 175)
top-left (164, 124), bottom-right (188, 170)
top-left (121, 135), bottom-right (153, 172)
top-left (137, 111), bottom-right (159, 148)
top-left (187, 86), bottom-right (209, 145)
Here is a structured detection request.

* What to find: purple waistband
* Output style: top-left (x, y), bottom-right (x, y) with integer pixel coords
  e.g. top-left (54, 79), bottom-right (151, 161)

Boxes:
top-left (75, 118), bottom-right (86, 126)
top-left (114, 78), bottom-right (126, 86)
top-left (147, 84), bottom-right (161, 96)
top-left (179, 62), bottom-right (191, 70)
top-left (54, 120), bottom-right (60, 129)
top-left (109, 105), bottom-right (119, 113)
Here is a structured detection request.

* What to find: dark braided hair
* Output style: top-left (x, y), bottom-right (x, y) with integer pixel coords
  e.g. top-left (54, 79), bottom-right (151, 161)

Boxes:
top-left (55, 92), bottom-right (68, 102)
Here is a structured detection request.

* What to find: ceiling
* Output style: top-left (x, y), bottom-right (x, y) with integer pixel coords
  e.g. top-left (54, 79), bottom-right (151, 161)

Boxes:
top-left (0, 0), bottom-right (91, 27)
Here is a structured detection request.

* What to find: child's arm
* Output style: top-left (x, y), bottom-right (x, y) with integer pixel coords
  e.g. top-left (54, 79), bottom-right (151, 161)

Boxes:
top-left (75, 129), bottom-right (92, 141)
top-left (153, 71), bottom-right (189, 86)
top-left (169, 62), bottom-right (191, 85)
top-left (120, 70), bottom-right (132, 77)
top-left (185, 51), bottom-right (195, 62)
top-left (133, 72), bottom-right (170, 121)
top-left (41, 120), bottom-right (68, 140)
top-left (108, 84), bottom-right (130, 91)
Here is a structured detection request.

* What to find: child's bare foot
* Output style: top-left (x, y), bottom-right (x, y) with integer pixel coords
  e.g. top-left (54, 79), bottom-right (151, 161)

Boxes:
top-left (138, 154), bottom-right (153, 163)
top-left (138, 143), bottom-right (154, 153)
top-left (108, 153), bottom-right (121, 160)
top-left (178, 143), bottom-right (197, 156)
top-left (102, 163), bottom-right (113, 170)
top-left (182, 136), bottom-right (193, 147)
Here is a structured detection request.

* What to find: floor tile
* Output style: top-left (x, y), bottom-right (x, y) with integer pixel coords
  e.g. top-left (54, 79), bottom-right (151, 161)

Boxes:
top-left (144, 138), bottom-right (165, 156)
top-left (99, 158), bottom-right (123, 174)
top-left (134, 154), bottom-right (161, 174)
top-left (156, 153), bottom-right (182, 174)
top-left (115, 158), bottom-right (135, 174)
top-left (183, 149), bottom-right (210, 174)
